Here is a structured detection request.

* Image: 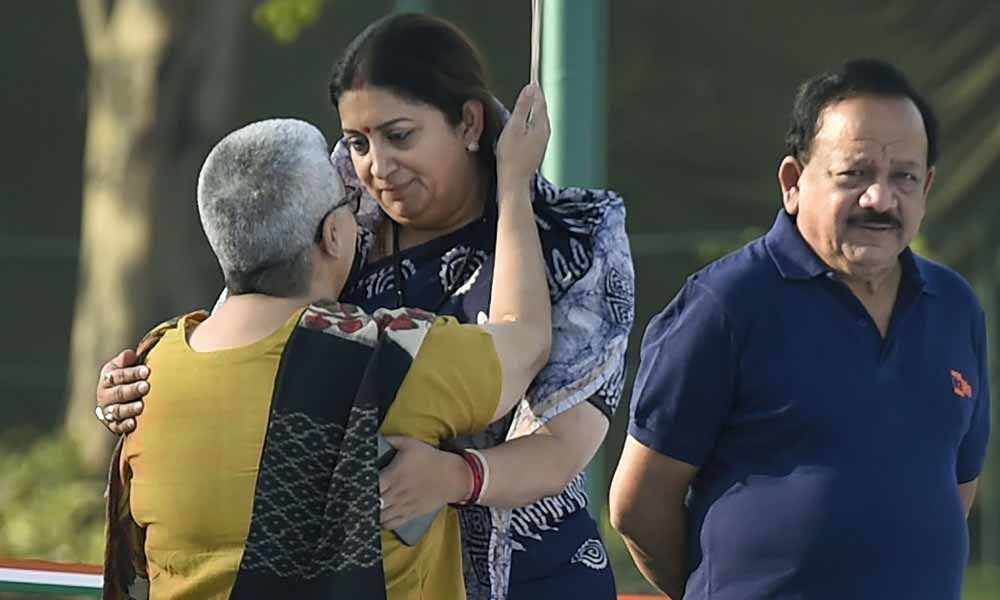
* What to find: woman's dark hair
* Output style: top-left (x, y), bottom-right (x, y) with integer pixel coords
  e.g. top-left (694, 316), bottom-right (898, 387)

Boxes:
top-left (785, 58), bottom-right (939, 167)
top-left (329, 13), bottom-right (502, 173)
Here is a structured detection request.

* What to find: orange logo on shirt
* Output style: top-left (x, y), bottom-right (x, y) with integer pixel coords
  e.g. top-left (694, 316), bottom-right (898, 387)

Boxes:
top-left (950, 370), bottom-right (973, 399)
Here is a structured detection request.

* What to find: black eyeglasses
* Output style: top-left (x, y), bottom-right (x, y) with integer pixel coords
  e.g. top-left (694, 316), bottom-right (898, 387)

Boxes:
top-left (314, 186), bottom-right (362, 242)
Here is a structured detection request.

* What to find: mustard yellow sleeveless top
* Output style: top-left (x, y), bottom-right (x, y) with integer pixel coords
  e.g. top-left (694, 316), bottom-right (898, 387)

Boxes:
top-left (123, 309), bottom-right (500, 599)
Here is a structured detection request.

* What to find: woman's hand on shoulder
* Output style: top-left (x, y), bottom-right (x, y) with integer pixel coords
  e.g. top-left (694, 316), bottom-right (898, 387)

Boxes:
top-left (496, 83), bottom-right (550, 187)
top-left (96, 349), bottom-right (150, 434)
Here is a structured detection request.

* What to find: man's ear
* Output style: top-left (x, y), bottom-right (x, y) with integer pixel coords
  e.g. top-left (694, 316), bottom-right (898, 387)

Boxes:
top-left (460, 99), bottom-right (485, 148)
top-left (778, 156), bottom-right (804, 215)
top-left (922, 165), bottom-right (936, 200)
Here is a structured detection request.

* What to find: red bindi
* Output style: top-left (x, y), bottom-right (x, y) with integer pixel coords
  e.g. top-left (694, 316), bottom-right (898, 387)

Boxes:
top-left (361, 126), bottom-right (371, 135)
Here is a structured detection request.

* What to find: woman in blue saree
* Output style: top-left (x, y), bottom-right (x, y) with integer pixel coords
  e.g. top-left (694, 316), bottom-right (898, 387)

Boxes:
top-left (96, 12), bottom-right (634, 600)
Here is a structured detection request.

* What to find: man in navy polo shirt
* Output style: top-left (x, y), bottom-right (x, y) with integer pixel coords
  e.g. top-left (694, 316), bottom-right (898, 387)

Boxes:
top-left (609, 59), bottom-right (991, 600)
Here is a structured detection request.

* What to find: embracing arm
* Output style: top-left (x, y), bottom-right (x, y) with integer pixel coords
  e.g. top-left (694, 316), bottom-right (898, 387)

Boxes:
top-left (476, 400), bottom-right (608, 508)
top-left (610, 436), bottom-right (698, 599)
top-left (380, 396), bottom-right (611, 528)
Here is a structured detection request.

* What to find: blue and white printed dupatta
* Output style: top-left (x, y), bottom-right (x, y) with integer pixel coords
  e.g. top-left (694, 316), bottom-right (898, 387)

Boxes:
top-left (331, 111), bottom-right (635, 600)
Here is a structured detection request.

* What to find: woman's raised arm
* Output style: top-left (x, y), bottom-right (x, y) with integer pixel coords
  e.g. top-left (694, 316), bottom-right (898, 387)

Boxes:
top-left (477, 83), bottom-right (553, 422)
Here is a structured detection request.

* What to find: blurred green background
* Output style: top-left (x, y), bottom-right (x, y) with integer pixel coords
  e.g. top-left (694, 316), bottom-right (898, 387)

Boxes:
top-left (1, 0), bottom-right (998, 597)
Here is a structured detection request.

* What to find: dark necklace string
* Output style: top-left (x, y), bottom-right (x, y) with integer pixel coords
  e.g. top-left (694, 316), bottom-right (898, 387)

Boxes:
top-left (392, 220), bottom-right (405, 308)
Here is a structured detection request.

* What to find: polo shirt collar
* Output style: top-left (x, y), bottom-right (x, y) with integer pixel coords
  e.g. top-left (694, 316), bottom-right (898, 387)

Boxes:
top-left (900, 245), bottom-right (938, 296)
top-left (764, 209), bottom-right (830, 280)
top-left (763, 209), bottom-right (936, 295)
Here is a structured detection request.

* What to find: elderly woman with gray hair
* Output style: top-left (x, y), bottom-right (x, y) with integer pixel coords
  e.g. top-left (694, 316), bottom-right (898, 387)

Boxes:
top-left (105, 85), bottom-right (552, 600)
top-left (96, 13), bottom-right (633, 600)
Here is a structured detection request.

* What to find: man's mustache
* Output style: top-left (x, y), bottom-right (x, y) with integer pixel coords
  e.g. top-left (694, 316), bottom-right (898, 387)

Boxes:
top-left (847, 212), bottom-right (902, 228)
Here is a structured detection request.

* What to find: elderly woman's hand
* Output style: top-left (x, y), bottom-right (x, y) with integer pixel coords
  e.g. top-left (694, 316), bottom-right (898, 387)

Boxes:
top-left (95, 349), bottom-right (150, 434)
top-left (378, 436), bottom-right (471, 530)
top-left (496, 83), bottom-right (550, 187)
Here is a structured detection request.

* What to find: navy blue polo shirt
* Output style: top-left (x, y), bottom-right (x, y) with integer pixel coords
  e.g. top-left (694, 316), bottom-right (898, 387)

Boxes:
top-left (628, 210), bottom-right (991, 600)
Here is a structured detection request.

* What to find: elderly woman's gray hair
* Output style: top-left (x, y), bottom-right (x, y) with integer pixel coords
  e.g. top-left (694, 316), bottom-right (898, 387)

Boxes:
top-left (197, 118), bottom-right (345, 297)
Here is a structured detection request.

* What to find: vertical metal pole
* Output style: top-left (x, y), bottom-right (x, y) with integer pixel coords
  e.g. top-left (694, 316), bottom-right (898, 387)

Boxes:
top-left (540, 0), bottom-right (609, 519)
top-left (540, 0), bottom-right (607, 189)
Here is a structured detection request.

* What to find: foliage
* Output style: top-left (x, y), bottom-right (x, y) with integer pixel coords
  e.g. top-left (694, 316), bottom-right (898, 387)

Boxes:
top-left (694, 227), bottom-right (765, 264)
top-left (965, 565), bottom-right (1000, 600)
top-left (0, 430), bottom-right (105, 563)
top-left (253, 0), bottom-right (328, 43)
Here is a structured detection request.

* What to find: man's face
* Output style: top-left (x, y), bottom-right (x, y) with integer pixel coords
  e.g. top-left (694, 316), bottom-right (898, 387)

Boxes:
top-left (779, 95), bottom-right (935, 280)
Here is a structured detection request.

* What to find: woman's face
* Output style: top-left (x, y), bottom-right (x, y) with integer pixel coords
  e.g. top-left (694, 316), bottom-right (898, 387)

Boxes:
top-left (338, 86), bottom-right (483, 231)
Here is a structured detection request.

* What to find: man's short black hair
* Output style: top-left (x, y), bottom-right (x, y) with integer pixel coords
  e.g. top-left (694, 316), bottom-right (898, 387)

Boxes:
top-left (784, 58), bottom-right (939, 167)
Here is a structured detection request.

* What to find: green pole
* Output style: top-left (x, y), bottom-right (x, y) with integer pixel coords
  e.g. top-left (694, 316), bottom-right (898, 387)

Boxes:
top-left (541, 0), bottom-right (607, 188)
top-left (540, 0), bottom-right (609, 520)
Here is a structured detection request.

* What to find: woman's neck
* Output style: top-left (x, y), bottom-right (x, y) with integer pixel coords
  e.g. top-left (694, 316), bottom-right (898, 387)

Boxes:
top-left (396, 167), bottom-right (491, 251)
top-left (189, 294), bottom-right (307, 351)
top-left (191, 285), bottom-right (339, 352)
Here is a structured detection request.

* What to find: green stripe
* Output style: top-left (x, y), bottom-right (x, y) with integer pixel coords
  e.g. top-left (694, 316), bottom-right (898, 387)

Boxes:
top-left (0, 580), bottom-right (102, 596)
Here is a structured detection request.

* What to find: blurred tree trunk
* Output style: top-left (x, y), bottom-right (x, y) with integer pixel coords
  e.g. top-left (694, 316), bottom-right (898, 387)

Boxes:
top-left (65, 0), bottom-right (173, 471)
top-left (65, 0), bottom-right (247, 471)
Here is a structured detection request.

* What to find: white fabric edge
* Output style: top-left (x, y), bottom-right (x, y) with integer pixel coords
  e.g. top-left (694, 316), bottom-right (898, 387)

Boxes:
top-left (0, 567), bottom-right (102, 589)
